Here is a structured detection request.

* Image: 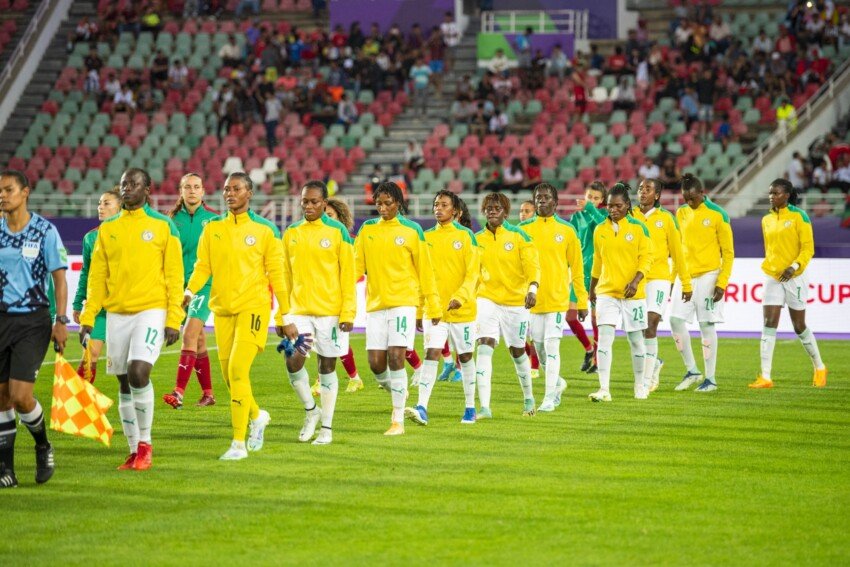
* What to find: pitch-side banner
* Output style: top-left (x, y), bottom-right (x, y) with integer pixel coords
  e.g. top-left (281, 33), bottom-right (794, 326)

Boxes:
top-left (63, 257), bottom-right (850, 334)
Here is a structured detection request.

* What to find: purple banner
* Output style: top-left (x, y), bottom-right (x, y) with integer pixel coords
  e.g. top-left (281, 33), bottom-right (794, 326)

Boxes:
top-left (493, 0), bottom-right (618, 39)
top-left (329, 0), bottom-right (455, 34)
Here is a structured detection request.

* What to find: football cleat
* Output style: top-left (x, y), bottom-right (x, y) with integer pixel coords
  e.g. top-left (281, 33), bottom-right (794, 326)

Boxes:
top-left (404, 405), bottom-right (429, 426)
top-left (162, 391), bottom-right (183, 409)
top-left (450, 368), bottom-right (463, 383)
top-left (554, 377), bottom-right (567, 406)
top-left (461, 407), bottom-right (477, 424)
top-left (522, 398), bottom-right (536, 416)
top-left (248, 409), bottom-right (271, 451)
top-left (748, 376), bottom-right (774, 389)
top-left (298, 406), bottom-right (321, 442)
top-left (310, 378), bottom-right (321, 397)
top-left (537, 397), bottom-right (556, 412)
top-left (0, 465), bottom-right (18, 488)
top-left (530, 368), bottom-right (540, 379)
top-left (476, 407), bottom-right (493, 420)
top-left (312, 427), bottom-right (333, 445)
top-left (196, 394), bottom-right (216, 406)
top-left (220, 441), bottom-right (248, 461)
top-left (384, 422), bottom-right (405, 436)
top-left (694, 379), bottom-right (717, 392)
top-left (437, 361), bottom-right (457, 382)
top-left (346, 377), bottom-right (364, 393)
top-left (35, 443), bottom-right (55, 484)
top-left (117, 453), bottom-right (137, 471)
top-left (674, 370), bottom-right (703, 391)
top-left (634, 387), bottom-right (648, 400)
top-left (581, 350), bottom-right (594, 372)
top-left (649, 358), bottom-right (664, 392)
top-left (133, 442), bottom-right (152, 470)
top-left (588, 389), bottom-right (612, 402)
top-left (813, 367), bottom-right (828, 388)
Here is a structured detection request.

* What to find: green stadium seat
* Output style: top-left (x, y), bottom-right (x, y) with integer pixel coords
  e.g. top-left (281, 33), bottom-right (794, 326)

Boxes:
top-left (359, 112), bottom-right (375, 126)
top-left (437, 168), bottom-right (455, 183)
top-left (357, 91), bottom-right (374, 104)
top-left (348, 124), bottom-right (365, 138)
top-left (359, 136), bottom-right (376, 151)
top-left (367, 125), bottom-right (385, 138)
top-left (705, 142), bottom-right (723, 157)
top-left (444, 135), bottom-right (460, 149)
top-left (416, 169), bottom-right (436, 186)
top-left (524, 100), bottom-right (542, 115)
top-left (609, 110), bottom-right (627, 124)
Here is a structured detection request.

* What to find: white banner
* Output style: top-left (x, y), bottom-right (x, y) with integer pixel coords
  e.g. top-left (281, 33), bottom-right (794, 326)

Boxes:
top-left (62, 256), bottom-right (850, 334)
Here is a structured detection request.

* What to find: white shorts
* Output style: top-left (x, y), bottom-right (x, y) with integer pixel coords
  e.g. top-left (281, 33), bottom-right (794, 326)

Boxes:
top-left (762, 274), bottom-right (808, 310)
top-left (366, 306), bottom-right (417, 351)
top-left (529, 311), bottom-right (565, 343)
top-left (645, 279), bottom-right (671, 317)
top-left (596, 295), bottom-right (648, 332)
top-left (671, 270), bottom-right (724, 324)
top-left (289, 314), bottom-right (349, 357)
top-left (105, 309), bottom-right (166, 375)
top-left (476, 298), bottom-right (529, 349)
top-left (423, 320), bottom-right (476, 355)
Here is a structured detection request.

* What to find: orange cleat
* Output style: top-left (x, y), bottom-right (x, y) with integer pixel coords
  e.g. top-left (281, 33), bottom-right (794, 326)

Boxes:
top-left (383, 422), bottom-right (405, 436)
top-left (117, 453), bottom-right (137, 470)
top-left (748, 376), bottom-right (774, 389)
top-left (132, 442), bottom-right (152, 470)
top-left (813, 367), bottom-right (828, 388)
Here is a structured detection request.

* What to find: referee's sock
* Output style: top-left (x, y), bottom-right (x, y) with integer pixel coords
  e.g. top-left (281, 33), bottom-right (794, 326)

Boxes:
top-left (18, 401), bottom-right (49, 447)
top-left (0, 409), bottom-right (16, 471)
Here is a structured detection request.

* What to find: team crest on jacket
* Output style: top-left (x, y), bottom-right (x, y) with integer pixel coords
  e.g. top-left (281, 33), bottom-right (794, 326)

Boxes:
top-left (554, 233), bottom-right (564, 243)
top-left (625, 233), bottom-right (634, 242)
top-left (394, 236), bottom-right (405, 246)
top-left (453, 240), bottom-right (463, 250)
top-left (655, 220), bottom-right (664, 228)
top-left (320, 238), bottom-right (331, 248)
top-left (245, 235), bottom-right (257, 246)
top-left (784, 220), bottom-right (792, 228)
top-left (504, 242), bottom-right (514, 251)
top-left (141, 231), bottom-right (154, 241)
top-left (702, 219), bottom-right (711, 226)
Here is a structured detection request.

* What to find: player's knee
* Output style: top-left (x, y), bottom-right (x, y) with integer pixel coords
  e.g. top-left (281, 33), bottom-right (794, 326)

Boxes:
top-left (508, 346), bottom-right (525, 358)
top-left (9, 391), bottom-right (34, 413)
top-left (317, 357), bottom-right (335, 374)
top-left (457, 352), bottom-right (472, 363)
top-left (792, 321), bottom-right (807, 335)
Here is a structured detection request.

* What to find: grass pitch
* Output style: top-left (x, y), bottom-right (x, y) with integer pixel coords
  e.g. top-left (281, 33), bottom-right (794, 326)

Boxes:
top-left (3, 334), bottom-right (849, 565)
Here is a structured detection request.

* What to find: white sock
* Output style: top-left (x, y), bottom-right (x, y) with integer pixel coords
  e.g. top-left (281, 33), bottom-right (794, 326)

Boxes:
top-left (118, 393), bottom-right (139, 453)
top-left (670, 317), bottom-right (699, 373)
top-left (512, 353), bottom-right (534, 400)
top-left (130, 383), bottom-right (154, 444)
top-left (627, 330), bottom-right (647, 393)
top-left (374, 369), bottom-right (390, 390)
top-left (288, 367), bottom-right (314, 409)
top-left (476, 344), bottom-right (493, 408)
top-left (416, 360), bottom-right (439, 409)
top-left (597, 326), bottom-right (615, 392)
top-left (460, 359), bottom-right (477, 408)
top-left (318, 371), bottom-right (338, 428)
top-left (533, 340), bottom-right (546, 374)
top-left (442, 353), bottom-right (453, 365)
top-left (797, 328), bottom-right (825, 369)
top-left (643, 337), bottom-right (658, 383)
top-left (699, 322), bottom-right (718, 383)
top-left (543, 337), bottom-right (561, 397)
top-left (760, 327), bottom-right (777, 380)
top-left (389, 368), bottom-right (407, 422)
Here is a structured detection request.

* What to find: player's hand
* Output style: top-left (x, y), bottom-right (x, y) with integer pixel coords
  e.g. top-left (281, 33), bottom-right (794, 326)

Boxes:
top-left (79, 325), bottom-right (93, 346)
top-left (430, 317), bottom-right (441, 325)
top-left (682, 290), bottom-right (693, 302)
top-left (447, 299), bottom-right (462, 311)
top-left (339, 322), bottom-right (353, 332)
top-left (577, 197), bottom-right (586, 209)
top-left (72, 310), bottom-right (81, 324)
top-left (182, 292), bottom-right (192, 309)
top-left (588, 290), bottom-right (596, 305)
top-left (524, 292), bottom-right (537, 309)
top-left (712, 286), bottom-right (725, 303)
top-left (282, 323), bottom-right (298, 340)
top-left (624, 279), bottom-right (639, 299)
top-left (164, 327), bottom-right (180, 346)
top-left (51, 322), bottom-right (67, 353)
top-left (578, 309), bottom-right (588, 321)
top-left (779, 266), bottom-right (795, 282)
top-left (416, 319), bottom-right (423, 332)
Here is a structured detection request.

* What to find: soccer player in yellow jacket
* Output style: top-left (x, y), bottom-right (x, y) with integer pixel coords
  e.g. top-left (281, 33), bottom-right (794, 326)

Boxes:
top-left (404, 190), bottom-right (480, 426)
top-left (751, 178), bottom-right (827, 389)
top-left (634, 178), bottom-right (691, 393)
top-left (518, 183), bottom-right (587, 413)
top-left (282, 181), bottom-right (356, 445)
top-left (355, 182), bottom-right (441, 436)
top-left (184, 172), bottom-right (294, 460)
top-left (670, 174), bottom-right (735, 393)
top-left (475, 192), bottom-right (540, 418)
top-left (79, 168), bottom-right (184, 471)
top-left (588, 183), bottom-right (652, 402)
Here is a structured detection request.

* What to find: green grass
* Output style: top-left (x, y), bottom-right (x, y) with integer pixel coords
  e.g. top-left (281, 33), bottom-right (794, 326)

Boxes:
top-left (3, 334), bottom-right (849, 565)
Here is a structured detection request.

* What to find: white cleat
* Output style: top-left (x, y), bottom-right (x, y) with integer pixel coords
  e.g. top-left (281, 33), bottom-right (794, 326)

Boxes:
top-left (220, 441), bottom-right (248, 461)
top-left (247, 410), bottom-right (271, 452)
top-left (650, 359), bottom-right (664, 392)
top-left (312, 427), bottom-right (332, 445)
top-left (674, 371), bottom-right (703, 391)
top-left (537, 396), bottom-right (556, 412)
top-left (588, 389), bottom-right (612, 402)
top-left (553, 377), bottom-right (567, 407)
top-left (634, 387), bottom-right (649, 400)
top-left (299, 406), bottom-right (322, 442)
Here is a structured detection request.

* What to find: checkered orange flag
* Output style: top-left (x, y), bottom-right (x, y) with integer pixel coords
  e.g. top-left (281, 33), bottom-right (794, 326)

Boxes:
top-left (50, 353), bottom-right (114, 446)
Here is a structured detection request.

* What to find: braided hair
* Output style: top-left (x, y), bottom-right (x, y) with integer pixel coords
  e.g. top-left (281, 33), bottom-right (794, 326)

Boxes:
top-left (373, 181), bottom-right (408, 214)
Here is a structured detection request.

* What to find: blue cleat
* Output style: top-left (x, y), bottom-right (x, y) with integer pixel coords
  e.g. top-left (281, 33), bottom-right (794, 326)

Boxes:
top-left (404, 404), bottom-right (429, 425)
top-left (437, 361), bottom-right (457, 382)
top-left (461, 407), bottom-right (476, 424)
top-left (450, 368), bottom-right (463, 383)
top-left (695, 379), bottom-right (717, 392)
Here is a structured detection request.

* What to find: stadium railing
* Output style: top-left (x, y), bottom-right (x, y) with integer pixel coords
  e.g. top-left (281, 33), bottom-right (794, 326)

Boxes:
top-left (481, 9), bottom-right (589, 40)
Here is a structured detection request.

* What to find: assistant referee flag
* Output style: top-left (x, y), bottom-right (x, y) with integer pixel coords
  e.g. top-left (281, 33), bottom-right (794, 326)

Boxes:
top-left (50, 354), bottom-right (114, 446)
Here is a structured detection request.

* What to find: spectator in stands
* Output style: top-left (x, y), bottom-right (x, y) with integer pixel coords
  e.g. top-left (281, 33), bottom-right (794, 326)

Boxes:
top-left (611, 76), bottom-right (636, 111)
top-left (679, 86), bottom-right (699, 131)
top-left (715, 113), bottom-right (733, 148)
top-left (502, 158), bottom-right (525, 194)
top-left (475, 156), bottom-right (501, 193)
top-left (410, 56), bottom-right (432, 118)
top-left (753, 29), bottom-right (773, 54)
top-left (674, 19), bottom-right (693, 49)
top-left (136, 82), bottom-right (157, 113)
top-left (403, 140), bottom-right (425, 174)
top-left (214, 83), bottom-right (236, 140)
top-left (831, 153), bottom-right (850, 193)
top-left (787, 151), bottom-right (807, 189)
top-left (572, 67), bottom-right (588, 118)
top-left (84, 48), bottom-right (103, 74)
top-left (112, 84), bottom-right (136, 117)
top-left (84, 68), bottom-right (100, 100)
top-left (168, 59), bottom-right (189, 91)
top-left (337, 93), bottom-right (358, 128)
top-left (441, 12), bottom-right (460, 74)
top-left (709, 15), bottom-right (731, 54)
top-left (695, 68), bottom-right (716, 140)
top-left (450, 94), bottom-right (474, 125)
top-left (118, 5), bottom-right (141, 37)
top-left (103, 73), bottom-right (121, 106)
top-left (812, 160), bottom-right (831, 190)
top-left (812, 197), bottom-right (833, 218)
top-left (638, 156), bottom-right (660, 180)
top-left (263, 92), bottom-right (282, 152)
top-left (488, 106), bottom-right (509, 137)
top-left (470, 102), bottom-right (488, 138)
top-left (547, 43), bottom-right (572, 80)
top-left (426, 26), bottom-right (446, 95)
top-left (529, 49), bottom-right (547, 90)
top-left (515, 27), bottom-right (532, 53)
top-left (219, 35), bottom-right (241, 68)
top-left (775, 26), bottom-right (797, 59)
top-left (236, 0), bottom-right (260, 18)
top-left (660, 157), bottom-right (681, 190)
top-left (140, 4), bottom-right (162, 38)
top-left (488, 49), bottom-right (510, 77)
top-left (75, 17), bottom-right (97, 43)
top-left (588, 44), bottom-right (604, 75)
top-left (604, 45), bottom-right (628, 76)
top-left (776, 96), bottom-right (798, 133)
top-left (151, 50), bottom-right (169, 89)
top-left (523, 156), bottom-right (541, 189)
